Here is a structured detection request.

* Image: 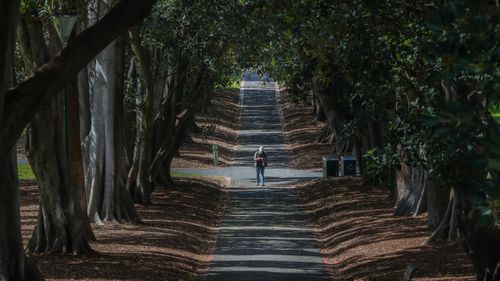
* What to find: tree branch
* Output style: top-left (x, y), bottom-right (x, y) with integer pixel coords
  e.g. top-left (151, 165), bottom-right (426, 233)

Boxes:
top-left (0, 0), bottom-right (155, 156)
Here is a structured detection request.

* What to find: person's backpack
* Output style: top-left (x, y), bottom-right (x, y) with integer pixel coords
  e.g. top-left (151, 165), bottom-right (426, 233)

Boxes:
top-left (255, 151), bottom-right (268, 167)
top-left (261, 152), bottom-right (268, 167)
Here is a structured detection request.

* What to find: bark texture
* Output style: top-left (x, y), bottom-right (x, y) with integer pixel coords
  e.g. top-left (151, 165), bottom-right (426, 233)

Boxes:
top-left (0, 1), bottom-right (43, 279)
top-left (127, 28), bottom-right (156, 205)
top-left (313, 78), bottom-right (350, 155)
top-left (0, 0), bottom-right (153, 278)
top-left (426, 176), bottom-right (450, 230)
top-left (1, 0), bottom-right (155, 157)
top-left (17, 17), bottom-right (95, 255)
top-left (83, 6), bottom-right (139, 223)
top-left (394, 149), bottom-right (426, 216)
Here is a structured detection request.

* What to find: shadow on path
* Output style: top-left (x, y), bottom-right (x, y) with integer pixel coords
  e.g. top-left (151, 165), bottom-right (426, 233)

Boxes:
top-left (203, 79), bottom-right (329, 281)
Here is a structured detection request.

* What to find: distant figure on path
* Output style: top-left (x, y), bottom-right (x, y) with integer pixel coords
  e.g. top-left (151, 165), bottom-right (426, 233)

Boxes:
top-left (254, 146), bottom-right (268, 186)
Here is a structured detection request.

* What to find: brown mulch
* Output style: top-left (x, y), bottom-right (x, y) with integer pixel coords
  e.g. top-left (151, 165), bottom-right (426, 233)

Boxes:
top-left (172, 88), bottom-right (241, 168)
top-left (20, 178), bottom-right (227, 281)
top-left (278, 90), bottom-right (332, 171)
top-left (298, 178), bottom-right (475, 281)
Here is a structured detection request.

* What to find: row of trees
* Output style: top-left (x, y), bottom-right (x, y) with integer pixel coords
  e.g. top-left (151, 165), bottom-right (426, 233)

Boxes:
top-left (249, 0), bottom-right (500, 280)
top-left (0, 0), bottom-right (247, 279)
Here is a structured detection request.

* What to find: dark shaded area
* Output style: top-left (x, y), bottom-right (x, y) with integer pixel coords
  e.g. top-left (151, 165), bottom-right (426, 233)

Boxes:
top-left (174, 88), bottom-right (240, 168)
top-left (278, 91), bottom-right (332, 170)
top-left (20, 179), bottom-right (227, 280)
top-left (299, 178), bottom-right (475, 281)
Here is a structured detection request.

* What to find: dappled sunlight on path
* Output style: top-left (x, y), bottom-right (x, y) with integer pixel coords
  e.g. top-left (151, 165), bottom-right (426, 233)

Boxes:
top-left (201, 74), bottom-right (329, 280)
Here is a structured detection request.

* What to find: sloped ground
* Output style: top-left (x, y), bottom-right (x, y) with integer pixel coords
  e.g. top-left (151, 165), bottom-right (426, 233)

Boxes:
top-left (172, 88), bottom-right (240, 168)
top-left (277, 92), bottom-right (475, 280)
top-left (298, 178), bottom-right (475, 281)
top-left (20, 179), bottom-right (227, 281)
top-left (277, 90), bottom-right (331, 171)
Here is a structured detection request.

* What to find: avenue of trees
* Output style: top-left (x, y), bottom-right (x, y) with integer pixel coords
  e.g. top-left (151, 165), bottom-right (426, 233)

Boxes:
top-left (0, 0), bottom-right (499, 280)
top-left (248, 0), bottom-right (500, 280)
top-left (1, 0), bottom-right (244, 279)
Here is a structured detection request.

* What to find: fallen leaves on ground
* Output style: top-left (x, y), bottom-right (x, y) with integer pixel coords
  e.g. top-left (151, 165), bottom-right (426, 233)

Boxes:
top-left (20, 179), bottom-right (227, 281)
top-left (298, 178), bottom-right (475, 281)
top-left (278, 90), bottom-right (332, 170)
top-left (172, 88), bottom-right (240, 168)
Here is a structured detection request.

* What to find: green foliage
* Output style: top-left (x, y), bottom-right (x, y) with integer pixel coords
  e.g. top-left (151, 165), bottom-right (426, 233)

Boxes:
top-left (17, 163), bottom-right (35, 181)
top-left (247, 0), bottom-right (500, 227)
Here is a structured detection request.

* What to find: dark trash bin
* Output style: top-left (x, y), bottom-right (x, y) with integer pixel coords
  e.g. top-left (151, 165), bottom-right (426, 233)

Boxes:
top-left (322, 156), bottom-right (339, 178)
top-left (342, 155), bottom-right (357, 176)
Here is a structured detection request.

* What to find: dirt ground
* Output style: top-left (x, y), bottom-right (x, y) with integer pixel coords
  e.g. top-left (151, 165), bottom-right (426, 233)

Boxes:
top-left (172, 88), bottom-right (240, 168)
top-left (17, 88), bottom-right (239, 280)
top-left (298, 178), bottom-right (475, 281)
top-left (21, 178), bottom-right (227, 281)
top-left (278, 90), bottom-right (475, 280)
top-left (278, 90), bottom-right (332, 171)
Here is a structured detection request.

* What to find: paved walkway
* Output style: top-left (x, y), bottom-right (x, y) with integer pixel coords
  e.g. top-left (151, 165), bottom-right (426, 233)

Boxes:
top-left (200, 78), bottom-right (329, 281)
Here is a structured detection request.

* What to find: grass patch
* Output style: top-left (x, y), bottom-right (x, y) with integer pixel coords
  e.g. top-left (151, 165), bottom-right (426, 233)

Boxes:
top-left (17, 167), bottom-right (224, 185)
top-left (492, 113), bottom-right (500, 123)
top-left (18, 163), bottom-right (35, 180)
top-left (215, 79), bottom-right (240, 91)
top-left (228, 80), bottom-right (240, 90)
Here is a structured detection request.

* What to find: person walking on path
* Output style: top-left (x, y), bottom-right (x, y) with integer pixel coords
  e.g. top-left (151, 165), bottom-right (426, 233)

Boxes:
top-left (254, 146), bottom-right (268, 186)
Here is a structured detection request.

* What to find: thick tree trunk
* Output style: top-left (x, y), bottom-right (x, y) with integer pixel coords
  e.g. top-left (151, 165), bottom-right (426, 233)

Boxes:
top-left (17, 16), bottom-right (95, 255)
top-left (394, 149), bottom-right (426, 216)
top-left (85, 34), bottom-right (139, 224)
top-left (424, 189), bottom-right (455, 245)
top-left (0, 2), bottom-right (43, 278)
top-left (313, 90), bottom-right (326, 122)
top-left (26, 92), bottom-right (95, 254)
top-left (312, 77), bottom-right (350, 154)
top-left (453, 188), bottom-right (500, 281)
top-left (0, 0), bottom-right (152, 277)
top-left (0, 151), bottom-right (44, 281)
top-left (84, 1), bottom-right (140, 223)
top-left (426, 175), bottom-right (450, 230)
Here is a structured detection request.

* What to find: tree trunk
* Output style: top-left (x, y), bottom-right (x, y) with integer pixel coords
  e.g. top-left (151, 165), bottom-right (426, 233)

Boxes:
top-left (78, 68), bottom-right (91, 197)
top-left (313, 90), bottom-right (326, 122)
top-left (26, 90), bottom-right (95, 254)
top-left (453, 187), bottom-right (500, 281)
top-left (0, 1), bottom-right (43, 278)
top-left (312, 77), bottom-right (350, 154)
top-left (0, 0), bottom-right (153, 275)
top-left (0, 151), bottom-right (44, 280)
top-left (17, 16), bottom-right (95, 255)
top-left (426, 175), bottom-right (450, 230)
top-left (85, 34), bottom-right (139, 223)
top-left (394, 149), bottom-right (426, 216)
top-left (127, 27), bottom-right (156, 205)
top-left (1, 0), bottom-right (155, 158)
top-left (84, 1), bottom-right (140, 223)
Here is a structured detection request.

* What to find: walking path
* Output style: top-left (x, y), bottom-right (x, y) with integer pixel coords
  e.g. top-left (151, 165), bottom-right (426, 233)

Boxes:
top-left (187, 75), bottom-right (329, 281)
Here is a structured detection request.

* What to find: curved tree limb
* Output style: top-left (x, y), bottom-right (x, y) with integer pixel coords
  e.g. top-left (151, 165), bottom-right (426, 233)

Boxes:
top-left (0, 0), bottom-right (155, 157)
